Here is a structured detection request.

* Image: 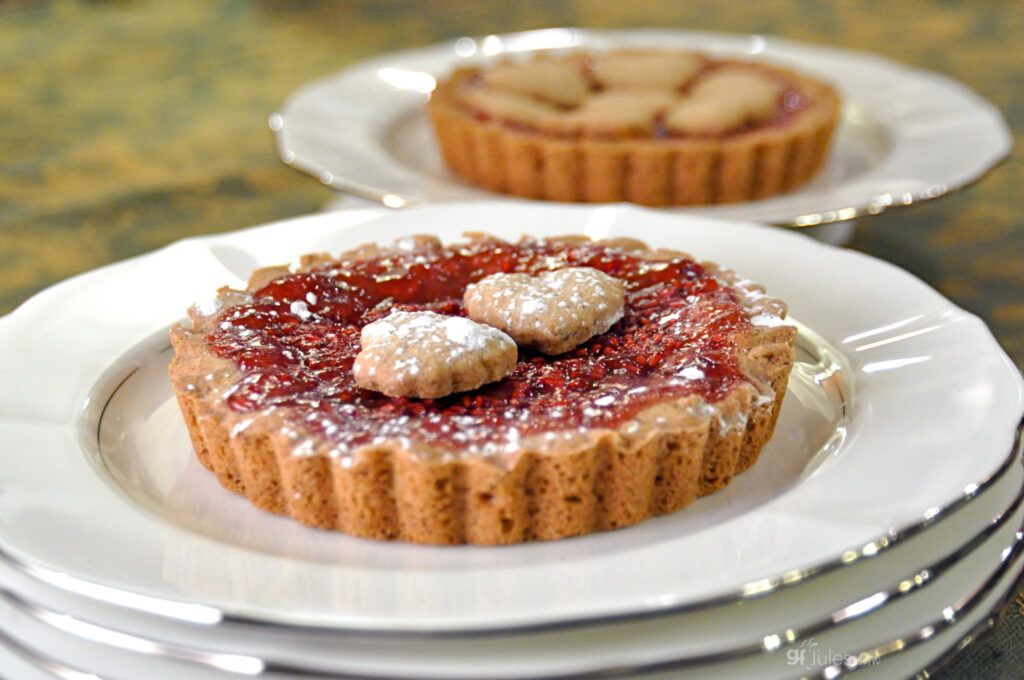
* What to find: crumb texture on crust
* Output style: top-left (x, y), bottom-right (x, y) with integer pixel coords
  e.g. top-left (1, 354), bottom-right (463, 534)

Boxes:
top-left (426, 49), bottom-right (840, 206)
top-left (168, 233), bottom-right (798, 545)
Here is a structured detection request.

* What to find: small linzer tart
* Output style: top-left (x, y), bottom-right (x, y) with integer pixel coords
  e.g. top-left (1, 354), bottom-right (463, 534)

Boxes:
top-left (427, 49), bottom-right (841, 206)
top-left (169, 233), bottom-right (797, 545)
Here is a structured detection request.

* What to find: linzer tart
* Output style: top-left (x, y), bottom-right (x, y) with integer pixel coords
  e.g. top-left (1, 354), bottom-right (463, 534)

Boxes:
top-left (168, 233), bottom-right (797, 545)
top-left (427, 49), bottom-right (841, 205)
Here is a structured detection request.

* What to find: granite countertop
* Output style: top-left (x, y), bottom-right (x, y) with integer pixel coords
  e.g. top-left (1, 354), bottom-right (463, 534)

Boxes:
top-left (1, 1), bottom-right (1021, 677)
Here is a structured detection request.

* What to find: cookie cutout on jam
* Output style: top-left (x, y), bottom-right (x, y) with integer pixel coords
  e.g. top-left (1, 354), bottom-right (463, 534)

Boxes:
top-left (353, 310), bottom-right (517, 399)
top-left (464, 267), bottom-right (625, 355)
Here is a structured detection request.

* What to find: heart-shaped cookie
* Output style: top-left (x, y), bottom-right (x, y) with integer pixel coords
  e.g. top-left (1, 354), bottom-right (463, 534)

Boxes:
top-left (353, 311), bottom-right (517, 399)
top-left (464, 267), bottom-right (625, 355)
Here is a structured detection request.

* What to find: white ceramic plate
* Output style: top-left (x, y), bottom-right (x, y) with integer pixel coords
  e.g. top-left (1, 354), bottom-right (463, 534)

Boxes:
top-left (0, 431), bottom-right (1020, 679)
top-left (0, 202), bottom-right (1021, 636)
top-left (1, 463), bottom-right (1022, 680)
top-left (271, 28), bottom-right (1012, 227)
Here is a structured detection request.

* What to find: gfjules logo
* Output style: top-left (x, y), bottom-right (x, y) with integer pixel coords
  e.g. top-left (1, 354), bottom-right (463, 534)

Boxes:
top-left (785, 638), bottom-right (879, 670)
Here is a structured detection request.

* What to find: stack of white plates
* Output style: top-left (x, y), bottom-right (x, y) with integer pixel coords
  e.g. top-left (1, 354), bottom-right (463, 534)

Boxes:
top-left (1, 203), bottom-right (1022, 680)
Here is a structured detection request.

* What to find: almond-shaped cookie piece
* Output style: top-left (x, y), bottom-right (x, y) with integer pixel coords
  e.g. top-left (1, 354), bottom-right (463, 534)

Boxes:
top-left (353, 311), bottom-right (517, 399)
top-left (464, 266), bottom-right (625, 355)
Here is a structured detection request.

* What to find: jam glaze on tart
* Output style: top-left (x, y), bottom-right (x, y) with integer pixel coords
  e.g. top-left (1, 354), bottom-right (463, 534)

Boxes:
top-left (169, 234), bottom-right (797, 545)
top-left (427, 49), bottom-right (841, 206)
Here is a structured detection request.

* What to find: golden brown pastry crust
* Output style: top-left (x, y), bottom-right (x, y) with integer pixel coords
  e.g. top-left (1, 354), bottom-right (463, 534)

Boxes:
top-left (427, 50), bottom-right (841, 206)
top-left (168, 234), bottom-right (797, 545)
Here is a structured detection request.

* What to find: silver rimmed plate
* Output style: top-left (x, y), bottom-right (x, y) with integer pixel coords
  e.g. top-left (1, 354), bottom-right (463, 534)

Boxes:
top-left (0, 202), bottom-right (1021, 638)
top-left (271, 28), bottom-right (1012, 227)
top-left (0, 421), bottom-right (1020, 679)
top-left (0, 449), bottom-right (1022, 680)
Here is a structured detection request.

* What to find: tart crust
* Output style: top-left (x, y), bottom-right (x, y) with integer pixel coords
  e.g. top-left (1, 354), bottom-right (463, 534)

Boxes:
top-left (427, 50), bottom-right (841, 206)
top-left (168, 234), bottom-right (797, 544)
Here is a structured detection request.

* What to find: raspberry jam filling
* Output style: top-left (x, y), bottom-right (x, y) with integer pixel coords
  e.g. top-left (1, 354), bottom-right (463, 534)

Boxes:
top-left (206, 238), bottom-right (755, 451)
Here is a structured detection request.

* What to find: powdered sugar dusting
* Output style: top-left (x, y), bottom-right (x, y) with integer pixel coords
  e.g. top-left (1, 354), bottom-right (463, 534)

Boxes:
top-left (191, 296), bottom-right (223, 317)
top-left (749, 312), bottom-right (793, 328)
top-left (362, 320), bottom-right (396, 341)
top-left (443, 315), bottom-right (496, 349)
top-left (520, 298), bottom-right (548, 315)
top-left (289, 300), bottom-right (312, 321)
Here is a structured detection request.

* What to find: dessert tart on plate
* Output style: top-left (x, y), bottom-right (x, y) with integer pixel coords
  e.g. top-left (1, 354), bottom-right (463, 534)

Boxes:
top-left (427, 49), bottom-right (841, 206)
top-left (169, 233), bottom-right (797, 544)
